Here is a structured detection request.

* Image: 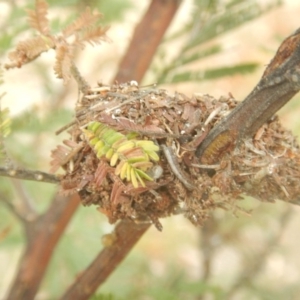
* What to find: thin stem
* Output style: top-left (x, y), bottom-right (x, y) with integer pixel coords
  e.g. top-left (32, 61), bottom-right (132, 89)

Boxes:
top-left (114, 0), bottom-right (182, 83)
top-left (10, 179), bottom-right (38, 220)
top-left (70, 63), bottom-right (91, 95)
top-left (0, 196), bottom-right (27, 223)
top-left (0, 167), bottom-right (60, 184)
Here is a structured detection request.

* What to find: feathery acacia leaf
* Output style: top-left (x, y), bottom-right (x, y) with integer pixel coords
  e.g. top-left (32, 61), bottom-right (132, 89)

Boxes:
top-left (94, 161), bottom-right (110, 186)
top-left (84, 121), bottom-right (160, 188)
top-left (76, 26), bottom-right (109, 46)
top-left (155, 0), bottom-right (280, 85)
top-left (5, 1), bottom-right (108, 85)
top-left (26, 0), bottom-right (50, 35)
top-left (165, 63), bottom-right (259, 83)
top-left (50, 140), bottom-right (82, 173)
top-left (62, 7), bottom-right (102, 38)
top-left (99, 114), bottom-right (166, 136)
top-left (183, 1), bottom-right (280, 51)
top-left (6, 36), bottom-right (54, 68)
top-left (54, 42), bottom-right (74, 84)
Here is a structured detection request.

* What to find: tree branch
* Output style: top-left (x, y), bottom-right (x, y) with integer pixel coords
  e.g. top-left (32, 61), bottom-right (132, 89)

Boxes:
top-left (197, 28), bottom-right (300, 163)
top-left (114, 0), bottom-right (182, 83)
top-left (10, 179), bottom-right (38, 221)
top-left (0, 166), bottom-right (60, 184)
top-left (59, 220), bottom-right (151, 300)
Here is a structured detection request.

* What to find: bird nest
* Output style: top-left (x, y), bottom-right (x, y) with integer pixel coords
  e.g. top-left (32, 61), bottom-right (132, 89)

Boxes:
top-left (50, 81), bottom-right (300, 230)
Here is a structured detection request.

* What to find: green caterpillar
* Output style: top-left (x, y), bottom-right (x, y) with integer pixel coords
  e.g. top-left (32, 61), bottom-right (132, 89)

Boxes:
top-left (83, 121), bottom-right (160, 188)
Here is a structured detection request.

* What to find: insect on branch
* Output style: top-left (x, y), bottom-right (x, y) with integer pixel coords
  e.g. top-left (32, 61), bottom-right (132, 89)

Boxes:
top-left (197, 28), bottom-right (300, 164)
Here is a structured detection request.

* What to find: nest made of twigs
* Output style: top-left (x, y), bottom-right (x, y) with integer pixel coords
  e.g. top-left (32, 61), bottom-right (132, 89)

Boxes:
top-left (50, 81), bottom-right (300, 230)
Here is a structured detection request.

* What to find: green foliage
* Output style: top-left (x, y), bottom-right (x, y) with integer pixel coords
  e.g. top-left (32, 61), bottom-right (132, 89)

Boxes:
top-left (84, 121), bottom-right (160, 188)
top-left (155, 0), bottom-right (282, 84)
top-left (47, 0), bottom-right (133, 25)
top-left (90, 293), bottom-right (116, 300)
top-left (183, 0), bottom-right (281, 49)
top-left (92, 0), bottom-right (134, 24)
top-left (3, 108), bottom-right (72, 169)
top-left (11, 108), bottom-right (72, 134)
top-left (168, 63), bottom-right (258, 83)
top-left (0, 5), bottom-right (28, 54)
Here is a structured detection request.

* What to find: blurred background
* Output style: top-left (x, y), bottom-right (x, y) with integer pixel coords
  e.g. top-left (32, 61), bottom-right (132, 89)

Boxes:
top-left (1, 0), bottom-right (300, 299)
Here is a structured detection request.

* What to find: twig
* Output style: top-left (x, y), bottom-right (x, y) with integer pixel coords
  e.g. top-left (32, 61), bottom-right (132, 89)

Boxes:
top-left (197, 28), bottom-right (300, 163)
top-left (70, 63), bottom-right (91, 95)
top-left (161, 144), bottom-right (195, 190)
top-left (10, 179), bottom-right (38, 221)
top-left (59, 220), bottom-right (151, 300)
top-left (104, 89), bottom-right (154, 113)
top-left (0, 196), bottom-right (27, 223)
top-left (55, 120), bottom-right (77, 135)
top-left (0, 167), bottom-right (60, 184)
top-left (114, 0), bottom-right (182, 83)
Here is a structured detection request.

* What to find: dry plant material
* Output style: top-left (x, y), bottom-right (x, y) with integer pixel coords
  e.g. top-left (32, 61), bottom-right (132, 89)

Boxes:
top-left (5, 0), bottom-right (109, 84)
top-left (51, 82), bottom-right (300, 230)
top-left (7, 2), bottom-right (300, 231)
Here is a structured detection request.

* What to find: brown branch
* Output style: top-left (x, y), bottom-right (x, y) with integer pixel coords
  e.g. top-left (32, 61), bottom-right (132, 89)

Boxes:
top-left (114, 0), bottom-right (182, 83)
top-left (0, 166), bottom-right (60, 184)
top-left (59, 220), bottom-right (151, 300)
top-left (5, 193), bottom-right (81, 300)
top-left (197, 28), bottom-right (300, 164)
top-left (70, 63), bottom-right (91, 94)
